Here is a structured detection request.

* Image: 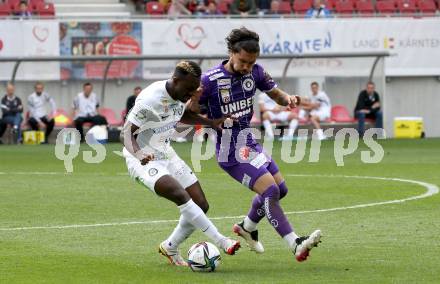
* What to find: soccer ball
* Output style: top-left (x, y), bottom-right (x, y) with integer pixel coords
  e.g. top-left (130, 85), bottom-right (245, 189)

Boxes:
top-left (187, 242), bottom-right (221, 272)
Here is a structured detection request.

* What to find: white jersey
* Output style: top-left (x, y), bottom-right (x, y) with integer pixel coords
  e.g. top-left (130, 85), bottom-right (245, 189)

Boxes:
top-left (27, 92), bottom-right (56, 120)
top-left (73, 92), bottom-right (100, 118)
top-left (125, 80), bottom-right (185, 160)
top-left (258, 93), bottom-right (277, 111)
top-left (309, 91), bottom-right (331, 112)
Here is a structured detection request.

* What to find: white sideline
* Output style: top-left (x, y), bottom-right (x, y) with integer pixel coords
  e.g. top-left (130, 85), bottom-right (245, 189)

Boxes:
top-left (0, 174), bottom-right (437, 232)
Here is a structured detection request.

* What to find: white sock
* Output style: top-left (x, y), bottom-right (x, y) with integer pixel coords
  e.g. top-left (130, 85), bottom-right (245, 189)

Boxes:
top-left (316, 128), bottom-right (324, 140)
top-left (286, 119), bottom-right (299, 137)
top-left (164, 215), bottom-right (196, 250)
top-left (263, 120), bottom-right (274, 139)
top-left (243, 216), bottom-right (258, 232)
top-left (179, 199), bottom-right (226, 246)
top-left (283, 232), bottom-right (300, 249)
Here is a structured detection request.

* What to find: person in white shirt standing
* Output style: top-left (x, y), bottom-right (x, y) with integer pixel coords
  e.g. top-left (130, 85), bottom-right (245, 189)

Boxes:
top-left (27, 82), bottom-right (56, 143)
top-left (73, 82), bottom-right (107, 142)
top-left (299, 82), bottom-right (331, 140)
top-left (122, 61), bottom-right (240, 266)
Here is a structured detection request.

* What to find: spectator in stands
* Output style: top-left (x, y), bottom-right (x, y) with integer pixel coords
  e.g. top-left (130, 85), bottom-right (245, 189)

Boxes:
top-left (16, 1), bottom-right (32, 19)
top-left (299, 82), bottom-right (331, 140)
top-left (27, 82), bottom-right (56, 143)
top-left (259, 92), bottom-right (299, 141)
top-left (168, 0), bottom-right (193, 16)
top-left (354, 81), bottom-right (383, 137)
top-left (73, 82), bottom-right (108, 142)
top-left (203, 1), bottom-right (221, 15)
top-left (305, 0), bottom-right (331, 18)
top-left (267, 0), bottom-right (281, 16)
top-left (230, 0), bottom-right (257, 16)
top-left (0, 83), bottom-right (23, 143)
top-left (256, 0), bottom-right (272, 14)
top-left (125, 86), bottom-right (142, 120)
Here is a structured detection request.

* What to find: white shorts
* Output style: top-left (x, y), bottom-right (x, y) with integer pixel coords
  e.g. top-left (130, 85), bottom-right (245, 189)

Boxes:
top-left (123, 148), bottom-right (198, 193)
top-left (299, 108), bottom-right (330, 121)
top-left (266, 111), bottom-right (292, 122)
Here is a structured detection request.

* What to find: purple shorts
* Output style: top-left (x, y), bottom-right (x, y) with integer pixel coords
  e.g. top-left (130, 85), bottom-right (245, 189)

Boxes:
top-left (219, 155), bottom-right (280, 190)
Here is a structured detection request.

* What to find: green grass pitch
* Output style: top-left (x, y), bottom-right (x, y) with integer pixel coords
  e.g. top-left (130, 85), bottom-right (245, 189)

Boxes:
top-left (1, 139), bottom-right (439, 283)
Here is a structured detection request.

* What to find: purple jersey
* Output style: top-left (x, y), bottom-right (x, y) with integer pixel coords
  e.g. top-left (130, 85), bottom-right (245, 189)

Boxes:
top-left (200, 60), bottom-right (277, 165)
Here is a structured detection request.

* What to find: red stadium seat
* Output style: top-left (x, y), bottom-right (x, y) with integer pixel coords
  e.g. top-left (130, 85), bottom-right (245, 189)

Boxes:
top-left (121, 109), bottom-right (127, 123)
top-left (335, 0), bottom-right (355, 14)
top-left (29, 0), bottom-right (44, 10)
top-left (278, 1), bottom-right (292, 14)
top-left (397, 0), bottom-right (418, 13)
top-left (331, 105), bottom-right (355, 123)
top-left (0, 4), bottom-right (12, 16)
top-left (355, 0), bottom-right (375, 14)
top-left (417, 0), bottom-right (437, 13)
top-left (376, 0), bottom-right (397, 14)
top-left (217, 1), bottom-right (230, 14)
top-left (323, 0), bottom-right (337, 10)
top-left (6, 0), bottom-right (20, 10)
top-left (293, 0), bottom-right (312, 14)
top-left (99, 108), bottom-right (122, 127)
top-left (146, 1), bottom-right (165, 15)
top-left (36, 2), bottom-right (55, 16)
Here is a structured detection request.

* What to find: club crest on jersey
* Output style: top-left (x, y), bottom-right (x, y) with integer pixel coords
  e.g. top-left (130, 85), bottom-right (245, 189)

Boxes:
top-left (242, 78), bottom-right (254, 92)
top-left (220, 89), bottom-right (231, 104)
top-left (149, 168), bottom-right (158, 176)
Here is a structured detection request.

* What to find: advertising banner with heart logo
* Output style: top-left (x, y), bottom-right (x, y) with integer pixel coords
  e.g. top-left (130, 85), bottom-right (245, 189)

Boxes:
top-left (142, 18), bottom-right (440, 77)
top-left (0, 21), bottom-right (59, 80)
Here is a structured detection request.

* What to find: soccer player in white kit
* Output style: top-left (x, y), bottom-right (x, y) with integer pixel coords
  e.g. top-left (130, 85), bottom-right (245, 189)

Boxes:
top-left (122, 61), bottom-right (240, 266)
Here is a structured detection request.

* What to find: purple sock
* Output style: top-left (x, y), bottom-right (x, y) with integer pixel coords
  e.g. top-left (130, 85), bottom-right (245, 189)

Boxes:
top-left (247, 181), bottom-right (289, 223)
top-left (278, 181), bottom-right (289, 199)
top-left (262, 184), bottom-right (293, 237)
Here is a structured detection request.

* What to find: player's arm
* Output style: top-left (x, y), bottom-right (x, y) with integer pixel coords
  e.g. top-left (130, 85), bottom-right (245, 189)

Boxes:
top-left (266, 87), bottom-right (301, 109)
top-left (121, 121), bottom-right (154, 165)
top-left (180, 107), bottom-right (227, 131)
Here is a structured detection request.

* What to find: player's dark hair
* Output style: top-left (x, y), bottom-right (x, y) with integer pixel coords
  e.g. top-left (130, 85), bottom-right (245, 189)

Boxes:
top-left (134, 86), bottom-right (142, 90)
top-left (174, 61), bottom-right (202, 78)
top-left (226, 27), bottom-right (260, 54)
top-left (367, 81), bottom-right (375, 86)
top-left (83, 82), bottom-right (92, 88)
top-left (311, 81), bottom-right (319, 87)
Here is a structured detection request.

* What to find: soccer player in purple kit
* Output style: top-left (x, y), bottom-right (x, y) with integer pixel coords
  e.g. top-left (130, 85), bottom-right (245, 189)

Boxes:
top-left (198, 27), bottom-right (322, 262)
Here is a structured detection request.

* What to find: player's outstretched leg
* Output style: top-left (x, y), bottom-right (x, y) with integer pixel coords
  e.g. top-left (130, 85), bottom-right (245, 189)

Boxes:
top-left (233, 182), bottom-right (288, 254)
top-left (160, 181), bottom-right (217, 265)
top-left (254, 173), bottom-right (321, 262)
top-left (159, 214), bottom-right (194, 266)
top-left (155, 176), bottom-right (240, 259)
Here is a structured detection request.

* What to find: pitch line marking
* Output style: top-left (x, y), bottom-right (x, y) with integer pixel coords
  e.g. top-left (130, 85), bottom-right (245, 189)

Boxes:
top-left (0, 174), bottom-right (437, 232)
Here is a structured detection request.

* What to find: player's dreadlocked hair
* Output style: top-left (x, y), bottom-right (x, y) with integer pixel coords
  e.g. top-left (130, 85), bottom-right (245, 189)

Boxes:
top-left (226, 27), bottom-right (260, 54)
top-left (174, 61), bottom-right (202, 78)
